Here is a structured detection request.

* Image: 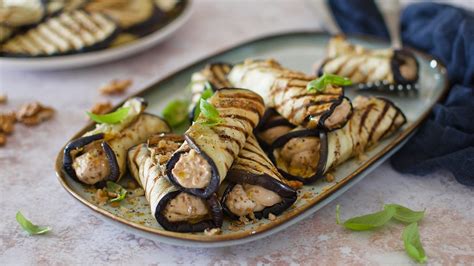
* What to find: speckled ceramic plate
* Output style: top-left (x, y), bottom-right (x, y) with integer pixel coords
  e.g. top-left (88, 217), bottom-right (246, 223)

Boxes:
top-left (55, 31), bottom-right (448, 247)
top-left (0, 0), bottom-right (192, 71)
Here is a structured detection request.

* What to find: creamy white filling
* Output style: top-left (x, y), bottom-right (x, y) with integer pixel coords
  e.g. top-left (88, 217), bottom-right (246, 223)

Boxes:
top-left (225, 184), bottom-right (282, 217)
top-left (162, 192), bottom-right (209, 222)
top-left (73, 143), bottom-right (110, 185)
top-left (324, 99), bottom-right (351, 129)
top-left (275, 136), bottom-right (320, 178)
top-left (172, 149), bottom-right (212, 189)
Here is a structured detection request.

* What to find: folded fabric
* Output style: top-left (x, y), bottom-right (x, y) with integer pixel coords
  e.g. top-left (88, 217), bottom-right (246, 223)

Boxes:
top-left (328, 0), bottom-right (474, 186)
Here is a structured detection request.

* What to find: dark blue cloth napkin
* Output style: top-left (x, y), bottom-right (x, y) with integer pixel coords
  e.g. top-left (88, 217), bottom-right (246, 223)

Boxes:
top-left (328, 1), bottom-right (474, 186)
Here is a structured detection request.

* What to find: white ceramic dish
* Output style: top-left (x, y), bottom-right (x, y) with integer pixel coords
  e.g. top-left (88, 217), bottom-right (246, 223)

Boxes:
top-left (0, 1), bottom-right (193, 71)
top-left (55, 32), bottom-right (448, 247)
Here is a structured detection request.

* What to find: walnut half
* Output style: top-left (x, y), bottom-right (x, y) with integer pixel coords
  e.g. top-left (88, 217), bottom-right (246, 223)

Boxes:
top-left (16, 102), bottom-right (55, 126)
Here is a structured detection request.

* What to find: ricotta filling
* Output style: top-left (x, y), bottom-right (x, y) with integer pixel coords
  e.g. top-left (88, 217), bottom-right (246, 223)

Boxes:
top-left (172, 149), bottom-right (212, 189)
top-left (162, 192), bottom-right (210, 222)
top-left (73, 142), bottom-right (110, 185)
top-left (225, 183), bottom-right (282, 217)
top-left (275, 136), bottom-right (320, 178)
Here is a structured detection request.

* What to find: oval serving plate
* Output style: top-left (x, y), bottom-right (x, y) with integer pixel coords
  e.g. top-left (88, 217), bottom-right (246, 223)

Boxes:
top-left (0, 0), bottom-right (192, 71)
top-left (55, 31), bottom-right (448, 248)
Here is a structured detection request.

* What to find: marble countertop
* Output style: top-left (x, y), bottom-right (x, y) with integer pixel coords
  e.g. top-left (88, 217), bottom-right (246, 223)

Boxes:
top-left (1, 0), bottom-right (473, 264)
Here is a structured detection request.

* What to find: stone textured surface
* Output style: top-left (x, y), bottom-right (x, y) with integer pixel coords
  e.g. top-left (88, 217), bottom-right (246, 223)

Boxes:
top-left (1, 0), bottom-right (473, 265)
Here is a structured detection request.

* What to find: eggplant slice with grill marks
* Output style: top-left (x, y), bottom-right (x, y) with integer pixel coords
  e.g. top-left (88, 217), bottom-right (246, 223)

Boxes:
top-left (0, 0), bottom-right (45, 27)
top-left (1, 10), bottom-right (119, 57)
top-left (188, 62), bottom-right (233, 121)
top-left (221, 134), bottom-right (297, 220)
top-left (128, 133), bottom-right (223, 232)
top-left (317, 35), bottom-right (419, 93)
top-left (254, 108), bottom-right (295, 152)
top-left (271, 96), bottom-right (406, 184)
top-left (85, 0), bottom-right (164, 35)
top-left (63, 98), bottom-right (171, 186)
top-left (166, 88), bottom-right (266, 198)
top-left (228, 59), bottom-right (353, 131)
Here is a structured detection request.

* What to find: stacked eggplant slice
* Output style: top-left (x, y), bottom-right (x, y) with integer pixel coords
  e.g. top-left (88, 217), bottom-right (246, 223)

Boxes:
top-left (317, 35), bottom-right (419, 93)
top-left (0, 0), bottom-right (185, 56)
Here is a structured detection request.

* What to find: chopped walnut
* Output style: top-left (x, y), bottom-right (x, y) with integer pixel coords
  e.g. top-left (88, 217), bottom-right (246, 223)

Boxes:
top-left (95, 188), bottom-right (109, 204)
top-left (90, 101), bottom-right (113, 115)
top-left (16, 102), bottom-right (55, 126)
top-left (204, 228), bottom-right (222, 236)
top-left (286, 180), bottom-right (304, 190)
top-left (0, 133), bottom-right (6, 146)
top-left (268, 213), bottom-right (277, 221)
top-left (325, 173), bottom-right (335, 183)
top-left (99, 79), bottom-right (132, 95)
top-left (0, 112), bottom-right (16, 134)
top-left (0, 93), bottom-right (7, 104)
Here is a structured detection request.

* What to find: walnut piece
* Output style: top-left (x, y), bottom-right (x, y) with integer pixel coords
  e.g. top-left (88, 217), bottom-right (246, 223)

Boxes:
top-left (0, 112), bottom-right (16, 134)
top-left (0, 93), bottom-right (7, 104)
top-left (90, 101), bottom-right (113, 115)
top-left (268, 213), bottom-right (277, 221)
top-left (99, 79), bottom-right (132, 95)
top-left (325, 172), bottom-right (335, 183)
top-left (0, 133), bottom-right (6, 146)
top-left (204, 228), bottom-right (221, 236)
top-left (286, 180), bottom-right (303, 190)
top-left (16, 102), bottom-right (55, 126)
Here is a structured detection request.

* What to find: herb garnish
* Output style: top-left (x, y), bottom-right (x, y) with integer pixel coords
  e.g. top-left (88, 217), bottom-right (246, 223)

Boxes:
top-left (16, 211), bottom-right (51, 235)
top-left (162, 99), bottom-right (189, 127)
top-left (307, 73), bottom-right (352, 92)
top-left (106, 181), bottom-right (127, 203)
top-left (403, 222), bottom-right (427, 263)
top-left (197, 99), bottom-right (222, 126)
top-left (336, 204), bottom-right (427, 263)
top-left (87, 107), bottom-right (130, 124)
top-left (193, 82), bottom-right (214, 120)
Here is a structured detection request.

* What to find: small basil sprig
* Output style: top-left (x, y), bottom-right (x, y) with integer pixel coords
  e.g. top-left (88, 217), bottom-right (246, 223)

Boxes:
top-left (197, 99), bottom-right (222, 126)
top-left (336, 204), bottom-right (396, 231)
top-left (193, 82), bottom-right (214, 120)
top-left (337, 204), bottom-right (427, 264)
top-left (403, 223), bottom-right (427, 263)
top-left (106, 181), bottom-right (127, 203)
top-left (386, 204), bottom-right (425, 223)
top-left (162, 99), bottom-right (189, 127)
top-left (87, 107), bottom-right (130, 124)
top-left (307, 73), bottom-right (352, 92)
top-left (16, 211), bottom-right (51, 235)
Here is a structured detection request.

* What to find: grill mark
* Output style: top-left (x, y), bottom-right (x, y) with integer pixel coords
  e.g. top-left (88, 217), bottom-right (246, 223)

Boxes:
top-left (287, 101), bottom-right (332, 121)
top-left (368, 102), bottom-right (390, 144)
top-left (380, 109), bottom-right (399, 139)
top-left (215, 99), bottom-right (263, 114)
top-left (243, 146), bottom-right (274, 167)
top-left (235, 155), bottom-right (279, 177)
top-left (210, 65), bottom-right (231, 87)
top-left (221, 114), bottom-right (256, 128)
top-left (224, 146), bottom-right (237, 158)
top-left (359, 104), bottom-right (375, 134)
top-left (218, 93), bottom-right (263, 104)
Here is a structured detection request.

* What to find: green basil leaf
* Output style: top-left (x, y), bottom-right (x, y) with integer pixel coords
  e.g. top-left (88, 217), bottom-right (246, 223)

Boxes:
top-left (16, 211), bottom-right (51, 235)
top-left (403, 223), bottom-right (427, 263)
top-left (87, 107), bottom-right (130, 124)
top-left (336, 204), bottom-right (396, 231)
top-left (307, 73), bottom-right (352, 92)
top-left (162, 100), bottom-right (189, 127)
top-left (385, 204), bottom-right (425, 223)
top-left (193, 85), bottom-right (214, 121)
top-left (106, 181), bottom-right (127, 203)
top-left (197, 98), bottom-right (222, 126)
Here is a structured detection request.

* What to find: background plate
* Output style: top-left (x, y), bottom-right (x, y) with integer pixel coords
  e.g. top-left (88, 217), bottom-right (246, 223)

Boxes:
top-left (55, 32), bottom-right (448, 247)
top-left (0, 0), bottom-right (192, 71)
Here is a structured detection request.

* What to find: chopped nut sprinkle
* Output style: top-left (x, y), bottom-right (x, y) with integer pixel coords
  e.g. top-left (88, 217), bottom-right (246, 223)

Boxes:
top-left (16, 102), bottom-right (55, 126)
top-left (0, 133), bottom-right (6, 146)
top-left (0, 94), bottom-right (7, 104)
top-left (90, 101), bottom-right (113, 115)
top-left (99, 79), bottom-right (132, 95)
top-left (268, 213), bottom-right (277, 221)
top-left (0, 112), bottom-right (16, 146)
top-left (325, 173), bottom-right (335, 182)
top-left (286, 180), bottom-right (304, 190)
top-left (204, 228), bottom-right (221, 236)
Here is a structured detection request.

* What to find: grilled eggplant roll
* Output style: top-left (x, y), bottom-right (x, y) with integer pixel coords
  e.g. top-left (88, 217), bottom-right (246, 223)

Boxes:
top-left (188, 62), bottom-right (233, 120)
top-left (271, 96), bottom-right (406, 184)
top-left (167, 88), bottom-right (265, 198)
top-left (255, 108), bottom-right (295, 152)
top-left (63, 98), bottom-right (170, 186)
top-left (318, 36), bottom-right (419, 90)
top-left (128, 133), bottom-right (223, 232)
top-left (228, 59), bottom-right (352, 131)
top-left (0, 0), bottom-right (45, 27)
top-left (221, 134), bottom-right (297, 220)
top-left (46, 0), bottom-right (87, 16)
top-left (1, 10), bottom-right (119, 57)
top-left (85, 0), bottom-right (163, 34)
